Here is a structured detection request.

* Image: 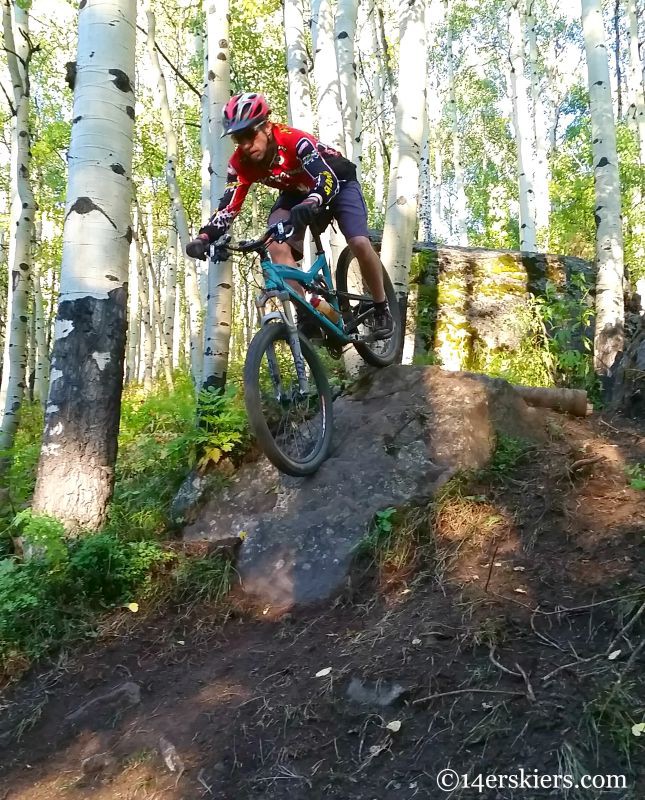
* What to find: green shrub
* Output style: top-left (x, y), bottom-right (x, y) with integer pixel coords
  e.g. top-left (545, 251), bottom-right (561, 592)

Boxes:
top-left (0, 401), bottom-right (45, 553)
top-left (533, 275), bottom-right (600, 399)
top-left (0, 371), bottom-right (250, 676)
top-left (11, 509), bottom-right (67, 565)
top-left (69, 534), bottom-right (170, 605)
top-left (487, 435), bottom-right (532, 478)
top-left (108, 374), bottom-right (249, 537)
top-left (625, 464), bottom-right (645, 491)
top-left (0, 558), bottom-right (78, 663)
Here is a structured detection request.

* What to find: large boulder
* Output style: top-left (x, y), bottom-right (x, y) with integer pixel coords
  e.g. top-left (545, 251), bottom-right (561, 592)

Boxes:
top-left (612, 313), bottom-right (645, 416)
top-left (183, 366), bottom-right (545, 612)
top-left (403, 243), bottom-right (594, 371)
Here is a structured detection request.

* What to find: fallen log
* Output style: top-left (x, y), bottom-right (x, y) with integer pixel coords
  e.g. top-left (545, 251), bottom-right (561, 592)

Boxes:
top-left (511, 385), bottom-right (592, 417)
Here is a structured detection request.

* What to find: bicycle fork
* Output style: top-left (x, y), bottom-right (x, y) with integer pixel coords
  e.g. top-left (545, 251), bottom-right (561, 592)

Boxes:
top-left (256, 291), bottom-right (310, 399)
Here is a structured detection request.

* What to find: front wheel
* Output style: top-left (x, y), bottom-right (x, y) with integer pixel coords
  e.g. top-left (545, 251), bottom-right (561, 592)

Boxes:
top-left (335, 246), bottom-right (402, 367)
top-left (243, 322), bottom-right (334, 476)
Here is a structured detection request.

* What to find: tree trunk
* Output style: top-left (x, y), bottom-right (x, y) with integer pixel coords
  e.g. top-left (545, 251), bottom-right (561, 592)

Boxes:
top-left (203, 0), bottom-right (233, 393)
top-left (0, 230), bottom-right (6, 358)
top-left (335, 0), bottom-right (359, 163)
top-left (164, 213), bottom-right (178, 361)
top-left (32, 267), bottom-right (49, 405)
top-left (311, 0), bottom-right (346, 153)
top-left (173, 271), bottom-right (183, 370)
top-left (418, 131), bottom-right (432, 242)
top-left (311, 0), bottom-right (346, 269)
top-left (508, 0), bottom-right (537, 252)
top-left (581, 0), bottom-right (625, 383)
top-left (126, 222), bottom-right (139, 384)
top-left (144, 1), bottom-right (202, 387)
top-left (624, 0), bottom-right (645, 160)
top-left (0, 1), bottom-right (36, 463)
top-left (613, 0), bottom-right (623, 119)
top-left (369, 2), bottom-right (387, 216)
top-left (284, 0), bottom-right (314, 129)
top-left (379, 0), bottom-right (427, 320)
top-left (197, 30), bottom-right (210, 305)
top-left (445, 0), bottom-right (468, 246)
top-left (525, 0), bottom-right (551, 239)
top-left (31, 0), bottom-right (136, 531)
top-left (199, 31), bottom-right (211, 224)
top-left (623, 0), bottom-right (645, 268)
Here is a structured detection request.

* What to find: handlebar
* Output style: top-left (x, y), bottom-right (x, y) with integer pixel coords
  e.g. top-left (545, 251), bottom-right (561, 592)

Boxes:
top-left (211, 221), bottom-right (295, 258)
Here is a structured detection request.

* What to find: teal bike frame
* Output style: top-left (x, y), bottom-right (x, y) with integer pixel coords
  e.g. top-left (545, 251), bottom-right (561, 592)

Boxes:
top-left (214, 222), bottom-right (376, 398)
top-left (254, 224), bottom-right (372, 344)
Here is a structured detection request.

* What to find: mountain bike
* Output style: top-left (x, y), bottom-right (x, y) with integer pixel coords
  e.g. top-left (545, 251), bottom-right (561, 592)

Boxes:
top-left (211, 221), bottom-right (401, 477)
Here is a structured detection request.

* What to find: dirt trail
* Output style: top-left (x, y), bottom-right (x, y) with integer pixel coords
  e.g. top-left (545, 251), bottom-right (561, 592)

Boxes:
top-left (0, 412), bottom-right (644, 800)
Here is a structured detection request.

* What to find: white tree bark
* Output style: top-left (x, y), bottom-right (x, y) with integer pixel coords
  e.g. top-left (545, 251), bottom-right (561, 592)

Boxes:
top-left (380, 0), bottom-right (427, 312)
top-left (445, 0), bottom-right (468, 246)
top-left (508, 0), bottom-right (537, 252)
top-left (432, 144), bottom-right (445, 241)
top-left (369, 3), bottom-right (386, 216)
top-left (418, 129), bottom-right (432, 242)
top-left (203, 0), bottom-right (234, 392)
top-left (199, 31), bottom-right (211, 222)
top-left (581, 0), bottom-right (625, 381)
top-left (624, 0), bottom-right (645, 161)
top-left (32, 267), bottom-right (49, 405)
top-left (311, 0), bottom-right (346, 152)
top-left (525, 0), bottom-right (550, 238)
top-left (143, 248), bottom-right (154, 392)
top-left (126, 219), bottom-right (139, 384)
top-left (172, 272), bottom-right (182, 370)
top-left (335, 0), bottom-right (359, 162)
top-left (31, 0), bottom-right (137, 530)
top-left (164, 212), bottom-right (178, 361)
top-left (137, 206), bottom-right (173, 389)
top-left (198, 30), bottom-right (211, 304)
top-left (0, 230), bottom-right (6, 357)
top-left (144, 1), bottom-right (202, 387)
top-left (284, 0), bottom-right (314, 129)
top-left (0, 0), bottom-right (36, 459)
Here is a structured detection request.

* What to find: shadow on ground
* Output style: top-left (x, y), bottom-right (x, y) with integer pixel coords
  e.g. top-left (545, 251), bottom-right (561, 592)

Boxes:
top-left (0, 410), bottom-right (643, 800)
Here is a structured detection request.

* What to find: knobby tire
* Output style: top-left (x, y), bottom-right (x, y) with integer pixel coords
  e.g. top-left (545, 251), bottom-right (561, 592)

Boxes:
top-left (243, 322), bottom-right (334, 476)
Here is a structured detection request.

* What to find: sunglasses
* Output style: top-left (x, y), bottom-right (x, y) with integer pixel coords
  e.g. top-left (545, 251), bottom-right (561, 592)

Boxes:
top-left (232, 126), bottom-right (263, 145)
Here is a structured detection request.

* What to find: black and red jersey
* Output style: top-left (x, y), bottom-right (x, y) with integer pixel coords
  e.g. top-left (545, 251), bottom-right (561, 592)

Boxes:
top-left (205, 123), bottom-right (356, 235)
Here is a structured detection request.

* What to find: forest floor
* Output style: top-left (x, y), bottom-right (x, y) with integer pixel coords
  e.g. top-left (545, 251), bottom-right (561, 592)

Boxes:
top-left (0, 410), bottom-right (644, 800)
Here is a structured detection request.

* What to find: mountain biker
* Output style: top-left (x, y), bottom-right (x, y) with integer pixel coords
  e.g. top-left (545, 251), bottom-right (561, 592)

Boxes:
top-left (186, 92), bottom-right (394, 339)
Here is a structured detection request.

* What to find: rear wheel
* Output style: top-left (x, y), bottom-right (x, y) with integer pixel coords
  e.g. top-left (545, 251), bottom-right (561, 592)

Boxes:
top-left (243, 322), bottom-right (333, 476)
top-left (335, 246), bottom-right (401, 367)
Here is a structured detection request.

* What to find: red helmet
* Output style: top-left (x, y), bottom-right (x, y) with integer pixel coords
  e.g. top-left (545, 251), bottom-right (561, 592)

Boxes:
top-left (221, 92), bottom-right (270, 137)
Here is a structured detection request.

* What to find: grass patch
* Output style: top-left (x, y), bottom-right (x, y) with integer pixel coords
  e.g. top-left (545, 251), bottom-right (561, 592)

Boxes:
top-left (354, 473), bottom-right (500, 591)
top-left (582, 678), bottom-right (645, 765)
top-left (625, 464), bottom-right (645, 491)
top-left (354, 504), bottom-right (434, 591)
top-left (484, 434), bottom-right (533, 480)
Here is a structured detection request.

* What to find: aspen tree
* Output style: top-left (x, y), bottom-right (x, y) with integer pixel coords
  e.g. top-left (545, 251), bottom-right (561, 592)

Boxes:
top-left (31, 0), bottom-right (137, 530)
top-left (581, 0), bottom-right (625, 382)
top-left (203, 0), bottom-right (233, 392)
top-left (380, 0), bottom-right (427, 317)
top-left (0, 0), bottom-right (36, 459)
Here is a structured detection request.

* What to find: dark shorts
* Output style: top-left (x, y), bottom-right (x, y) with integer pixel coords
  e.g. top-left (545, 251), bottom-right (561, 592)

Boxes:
top-left (268, 180), bottom-right (370, 256)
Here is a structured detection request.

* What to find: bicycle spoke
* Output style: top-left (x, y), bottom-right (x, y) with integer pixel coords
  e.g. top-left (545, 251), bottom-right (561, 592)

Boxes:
top-left (256, 334), bottom-right (325, 465)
